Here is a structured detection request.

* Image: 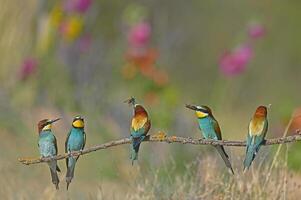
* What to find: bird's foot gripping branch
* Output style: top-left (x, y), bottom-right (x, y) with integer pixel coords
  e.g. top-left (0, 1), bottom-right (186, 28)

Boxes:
top-left (18, 130), bottom-right (301, 165)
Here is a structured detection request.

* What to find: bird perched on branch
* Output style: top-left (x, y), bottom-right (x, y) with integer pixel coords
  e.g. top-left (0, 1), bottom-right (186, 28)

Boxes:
top-left (125, 97), bottom-right (151, 165)
top-left (186, 104), bottom-right (234, 174)
top-left (243, 106), bottom-right (268, 172)
top-left (38, 118), bottom-right (61, 190)
top-left (65, 116), bottom-right (86, 190)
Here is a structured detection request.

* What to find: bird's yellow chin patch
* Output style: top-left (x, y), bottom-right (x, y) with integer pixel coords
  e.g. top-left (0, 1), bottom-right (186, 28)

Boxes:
top-left (195, 111), bottom-right (208, 118)
top-left (73, 119), bottom-right (84, 128)
top-left (42, 124), bottom-right (52, 131)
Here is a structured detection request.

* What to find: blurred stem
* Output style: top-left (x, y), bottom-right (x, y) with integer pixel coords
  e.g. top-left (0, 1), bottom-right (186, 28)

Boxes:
top-left (210, 75), bottom-right (232, 110)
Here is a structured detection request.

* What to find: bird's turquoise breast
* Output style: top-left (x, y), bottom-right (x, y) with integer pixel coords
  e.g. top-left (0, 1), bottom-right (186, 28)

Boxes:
top-left (131, 128), bottom-right (145, 138)
top-left (197, 117), bottom-right (217, 140)
top-left (67, 128), bottom-right (85, 151)
top-left (38, 131), bottom-right (56, 157)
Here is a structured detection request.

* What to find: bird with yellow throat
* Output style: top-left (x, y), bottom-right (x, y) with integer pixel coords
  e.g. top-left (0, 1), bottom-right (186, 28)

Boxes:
top-left (243, 106), bottom-right (268, 172)
top-left (186, 104), bottom-right (234, 174)
top-left (37, 118), bottom-right (61, 189)
top-left (65, 116), bottom-right (86, 190)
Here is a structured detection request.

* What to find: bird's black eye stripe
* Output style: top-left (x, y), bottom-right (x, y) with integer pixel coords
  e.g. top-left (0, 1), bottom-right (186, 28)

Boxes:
top-left (197, 108), bottom-right (208, 113)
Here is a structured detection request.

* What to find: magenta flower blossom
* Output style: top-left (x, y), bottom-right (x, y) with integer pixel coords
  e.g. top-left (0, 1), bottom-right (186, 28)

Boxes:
top-left (128, 22), bottom-right (151, 47)
top-left (248, 23), bottom-right (266, 39)
top-left (75, 0), bottom-right (91, 13)
top-left (219, 45), bottom-right (253, 76)
top-left (64, 0), bottom-right (92, 13)
top-left (19, 57), bottom-right (38, 80)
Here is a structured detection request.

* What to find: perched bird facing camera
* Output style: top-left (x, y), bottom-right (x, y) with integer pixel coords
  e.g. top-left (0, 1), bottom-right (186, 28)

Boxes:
top-left (65, 116), bottom-right (86, 190)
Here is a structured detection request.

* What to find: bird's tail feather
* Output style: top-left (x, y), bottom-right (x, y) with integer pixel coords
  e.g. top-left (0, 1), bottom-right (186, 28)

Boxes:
top-left (130, 136), bottom-right (145, 165)
top-left (66, 157), bottom-right (76, 190)
top-left (215, 145), bottom-right (234, 175)
top-left (48, 161), bottom-right (60, 190)
top-left (243, 146), bottom-right (256, 172)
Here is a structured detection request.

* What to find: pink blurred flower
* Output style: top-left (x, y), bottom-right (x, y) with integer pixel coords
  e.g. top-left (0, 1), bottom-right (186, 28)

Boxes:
top-left (64, 0), bottom-right (92, 13)
top-left (19, 57), bottom-right (38, 80)
top-left (75, 0), bottom-right (92, 13)
top-left (128, 22), bottom-right (151, 47)
top-left (219, 45), bottom-right (253, 76)
top-left (248, 23), bottom-right (266, 39)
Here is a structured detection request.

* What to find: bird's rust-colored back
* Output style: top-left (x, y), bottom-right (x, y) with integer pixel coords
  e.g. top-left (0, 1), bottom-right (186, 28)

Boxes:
top-left (131, 105), bottom-right (151, 132)
top-left (38, 119), bottom-right (48, 134)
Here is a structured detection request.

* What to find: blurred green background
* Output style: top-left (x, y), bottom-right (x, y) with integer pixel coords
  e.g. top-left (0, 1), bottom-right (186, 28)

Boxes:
top-left (1, 0), bottom-right (301, 198)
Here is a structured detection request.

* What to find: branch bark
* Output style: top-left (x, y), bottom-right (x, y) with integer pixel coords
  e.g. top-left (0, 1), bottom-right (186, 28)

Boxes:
top-left (18, 130), bottom-right (301, 165)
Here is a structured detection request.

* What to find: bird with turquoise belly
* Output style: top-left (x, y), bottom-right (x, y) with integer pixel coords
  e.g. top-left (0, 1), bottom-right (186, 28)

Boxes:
top-left (37, 118), bottom-right (61, 190)
top-left (186, 104), bottom-right (234, 174)
top-left (65, 116), bottom-right (86, 190)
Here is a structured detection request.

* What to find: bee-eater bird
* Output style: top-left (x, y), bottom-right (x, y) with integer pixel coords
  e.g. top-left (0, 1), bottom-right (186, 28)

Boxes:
top-left (38, 118), bottom-right (61, 190)
top-left (65, 116), bottom-right (86, 190)
top-left (243, 106), bottom-right (268, 172)
top-left (186, 104), bottom-right (234, 174)
top-left (125, 97), bottom-right (151, 165)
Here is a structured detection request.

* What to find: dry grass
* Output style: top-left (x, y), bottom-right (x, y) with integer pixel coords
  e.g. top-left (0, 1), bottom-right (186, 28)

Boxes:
top-left (123, 152), bottom-right (301, 200)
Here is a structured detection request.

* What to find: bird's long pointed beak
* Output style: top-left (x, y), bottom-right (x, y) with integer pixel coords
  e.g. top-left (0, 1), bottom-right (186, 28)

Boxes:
top-left (185, 104), bottom-right (198, 111)
top-left (49, 118), bottom-right (61, 124)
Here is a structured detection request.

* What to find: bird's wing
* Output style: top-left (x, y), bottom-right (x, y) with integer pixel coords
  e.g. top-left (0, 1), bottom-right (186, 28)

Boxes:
top-left (65, 131), bottom-right (71, 153)
top-left (144, 119), bottom-right (151, 135)
top-left (212, 117), bottom-right (222, 140)
top-left (246, 124), bottom-right (252, 153)
top-left (65, 130), bottom-right (71, 168)
top-left (82, 131), bottom-right (86, 150)
top-left (54, 135), bottom-right (58, 156)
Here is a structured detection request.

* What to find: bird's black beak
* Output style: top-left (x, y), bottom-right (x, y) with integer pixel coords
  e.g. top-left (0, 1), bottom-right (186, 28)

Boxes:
top-left (185, 104), bottom-right (198, 111)
top-left (49, 118), bottom-right (61, 124)
top-left (124, 97), bottom-right (136, 106)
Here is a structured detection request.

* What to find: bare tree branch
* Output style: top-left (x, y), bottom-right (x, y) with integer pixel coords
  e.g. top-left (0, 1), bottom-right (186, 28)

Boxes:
top-left (18, 130), bottom-right (301, 165)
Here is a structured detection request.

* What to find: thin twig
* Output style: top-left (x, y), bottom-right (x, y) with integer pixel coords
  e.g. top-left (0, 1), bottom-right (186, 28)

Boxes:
top-left (18, 130), bottom-right (301, 165)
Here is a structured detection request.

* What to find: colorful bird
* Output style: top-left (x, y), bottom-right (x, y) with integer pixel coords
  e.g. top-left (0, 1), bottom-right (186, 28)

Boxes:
top-left (243, 106), bottom-right (268, 172)
top-left (65, 116), bottom-right (86, 190)
top-left (125, 97), bottom-right (151, 165)
top-left (38, 118), bottom-right (61, 190)
top-left (186, 104), bottom-right (234, 174)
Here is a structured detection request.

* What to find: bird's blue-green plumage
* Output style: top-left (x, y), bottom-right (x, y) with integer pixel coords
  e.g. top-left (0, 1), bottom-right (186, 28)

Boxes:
top-left (38, 130), bottom-right (60, 189)
top-left (197, 117), bottom-right (219, 140)
top-left (130, 127), bottom-right (146, 163)
top-left (196, 115), bottom-right (234, 174)
top-left (65, 126), bottom-right (86, 190)
top-left (39, 130), bottom-right (57, 157)
top-left (244, 119), bottom-right (268, 171)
